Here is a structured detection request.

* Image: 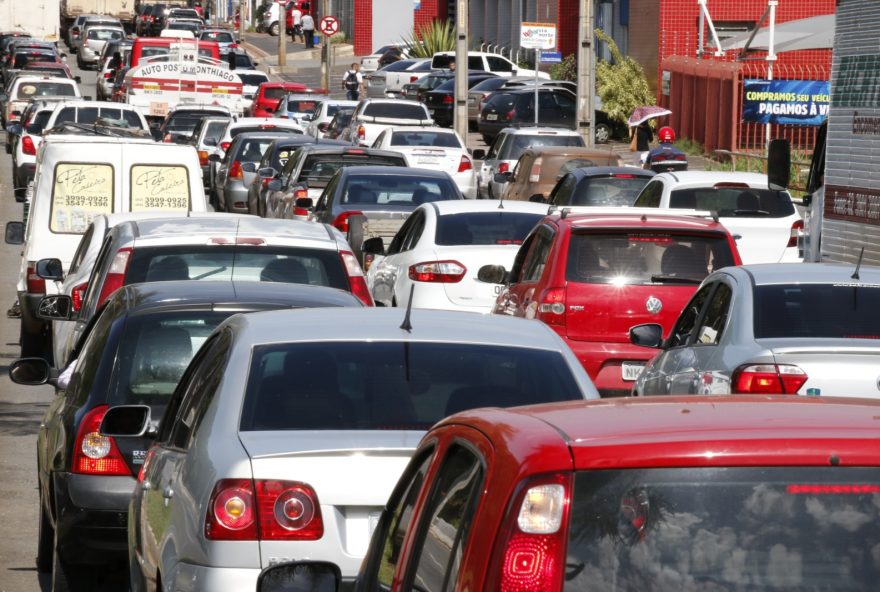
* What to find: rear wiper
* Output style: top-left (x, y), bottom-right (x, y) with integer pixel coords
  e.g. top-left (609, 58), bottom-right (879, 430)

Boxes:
top-left (193, 266), bottom-right (228, 280)
top-left (651, 274), bottom-right (702, 285)
top-left (732, 209), bottom-right (770, 216)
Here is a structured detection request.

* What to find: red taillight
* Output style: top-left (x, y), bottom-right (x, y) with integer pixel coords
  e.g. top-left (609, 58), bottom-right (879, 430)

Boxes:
top-left (787, 484), bottom-right (880, 495)
top-left (442, 95), bottom-right (453, 105)
top-left (26, 263), bottom-right (46, 294)
top-left (72, 405), bottom-right (130, 476)
top-left (487, 474), bottom-right (571, 592)
top-left (163, 133), bottom-right (172, 143)
top-left (340, 250), bottom-right (374, 306)
top-left (220, 141), bottom-right (231, 152)
top-left (205, 479), bottom-right (258, 540)
top-left (103, 71), bottom-right (113, 79)
top-left (332, 210), bottom-right (363, 233)
top-left (357, 125), bottom-right (366, 141)
top-left (732, 364), bottom-right (808, 394)
top-left (197, 150), bottom-right (209, 166)
top-left (256, 480), bottom-right (324, 540)
top-left (71, 282), bottom-right (87, 312)
top-left (498, 162), bottom-right (510, 174)
top-left (408, 260), bottom-right (466, 283)
top-left (788, 219), bottom-right (804, 248)
top-left (505, 109), bottom-right (516, 121)
top-left (457, 155), bottom-right (473, 173)
top-left (230, 43), bottom-right (237, 49)
top-left (97, 247), bottom-right (132, 308)
top-left (410, 75), bottom-right (419, 82)
top-left (229, 161), bottom-right (242, 179)
top-left (536, 287), bottom-right (566, 328)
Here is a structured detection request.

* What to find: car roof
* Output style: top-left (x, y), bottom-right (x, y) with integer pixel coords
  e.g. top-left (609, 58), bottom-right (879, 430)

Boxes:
top-left (523, 146), bottom-right (619, 158)
top-left (654, 170), bottom-right (770, 187)
top-left (568, 165), bottom-right (655, 178)
top-left (12, 76), bottom-right (75, 85)
top-left (340, 165), bottom-right (445, 178)
top-left (557, 210), bottom-right (729, 232)
top-left (427, 199), bottom-right (549, 216)
top-left (128, 215), bottom-right (338, 245)
top-left (384, 126), bottom-right (458, 135)
top-left (499, 126), bottom-right (580, 136)
top-left (226, 307), bottom-right (566, 348)
top-left (230, 117), bottom-right (298, 127)
top-left (724, 262), bottom-right (880, 285)
top-left (440, 396), bottom-right (880, 469)
top-left (51, 100), bottom-right (139, 110)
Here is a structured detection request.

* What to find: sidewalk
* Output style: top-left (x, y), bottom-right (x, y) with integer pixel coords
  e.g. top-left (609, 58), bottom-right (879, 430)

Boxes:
top-left (242, 40), bottom-right (356, 97)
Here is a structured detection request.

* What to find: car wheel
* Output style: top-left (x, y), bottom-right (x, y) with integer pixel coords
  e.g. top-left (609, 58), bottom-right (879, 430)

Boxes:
top-left (269, 21), bottom-right (279, 36)
top-left (36, 495), bottom-right (53, 573)
top-left (595, 123), bottom-right (611, 144)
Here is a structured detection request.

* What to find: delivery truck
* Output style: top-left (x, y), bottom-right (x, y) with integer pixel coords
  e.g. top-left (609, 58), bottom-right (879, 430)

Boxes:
top-left (60, 0), bottom-right (134, 40)
top-left (0, 0), bottom-right (61, 41)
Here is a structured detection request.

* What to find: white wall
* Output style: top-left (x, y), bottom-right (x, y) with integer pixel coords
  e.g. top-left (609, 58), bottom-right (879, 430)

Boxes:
top-left (372, 0), bottom-right (413, 51)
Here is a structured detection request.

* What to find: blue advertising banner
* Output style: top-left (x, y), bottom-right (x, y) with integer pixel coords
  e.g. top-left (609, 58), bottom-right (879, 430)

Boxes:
top-left (742, 79), bottom-right (830, 126)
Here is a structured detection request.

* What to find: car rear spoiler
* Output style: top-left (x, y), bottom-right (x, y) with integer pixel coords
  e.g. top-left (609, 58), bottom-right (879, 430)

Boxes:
top-left (357, 115), bottom-right (434, 126)
top-left (549, 205), bottom-right (719, 222)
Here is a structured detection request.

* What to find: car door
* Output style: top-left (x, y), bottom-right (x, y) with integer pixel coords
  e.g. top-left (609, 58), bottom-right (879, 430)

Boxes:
top-left (683, 279), bottom-right (735, 394)
top-left (506, 152), bottom-right (533, 201)
top-left (633, 179), bottom-right (665, 207)
top-left (495, 224), bottom-right (555, 318)
top-left (636, 282), bottom-right (716, 395)
top-left (368, 213), bottom-right (415, 306)
top-left (380, 210), bottom-right (426, 306)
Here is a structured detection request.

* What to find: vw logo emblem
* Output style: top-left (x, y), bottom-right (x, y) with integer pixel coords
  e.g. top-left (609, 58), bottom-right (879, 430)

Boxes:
top-left (646, 296), bottom-right (662, 314)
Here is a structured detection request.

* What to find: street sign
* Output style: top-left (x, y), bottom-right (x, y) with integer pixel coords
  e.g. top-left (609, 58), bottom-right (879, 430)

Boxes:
top-left (540, 51), bottom-right (562, 63)
top-left (319, 16), bottom-right (339, 36)
top-left (520, 22), bottom-right (557, 50)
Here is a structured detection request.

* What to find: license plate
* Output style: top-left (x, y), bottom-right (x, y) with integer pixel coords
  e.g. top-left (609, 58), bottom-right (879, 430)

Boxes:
top-left (468, 97), bottom-right (476, 104)
top-left (417, 157), bottom-right (440, 165)
top-left (621, 362), bottom-right (645, 381)
top-left (148, 102), bottom-right (169, 116)
top-left (428, 109), bottom-right (435, 116)
top-left (486, 114), bottom-right (498, 121)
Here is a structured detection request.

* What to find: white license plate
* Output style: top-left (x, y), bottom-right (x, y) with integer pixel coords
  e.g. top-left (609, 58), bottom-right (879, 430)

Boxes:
top-left (468, 97), bottom-right (476, 104)
top-left (417, 157), bottom-right (440, 165)
top-left (621, 362), bottom-right (645, 381)
top-left (428, 109), bottom-right (435, 116)
top-left (486, 114), bottom-right (498, 121)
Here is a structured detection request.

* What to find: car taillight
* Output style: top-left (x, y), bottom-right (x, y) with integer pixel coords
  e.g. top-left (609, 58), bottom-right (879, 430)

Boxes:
top-left (442, 95), bottom-right (453, 105)
top-left (410, 75), bottom-right (419, 82)
top-left (220, 141), bottom-right (231, 152)
top-left (230, 43), bottom-right (237, 49)
top-left (103, 71), bottom-right (113, 79)
top-left (408, 260), bottom-right (466, 283)
top-left (732, 364), bottom-right (808, 394)
top-left (457, 155), bottom-right (472, 173)
top-left (256, 480), bottom-right (324, 540)
top-left (205, 479), bottom-right (258, 540)
top-left (787, 219), bottom-right (804, 248)
top-left (163, 133), bottom-right (172, 143)
top-left (505, 109), bottom-right (516, 121)
top-left (332, 210), bottom-right (363, 233)
top-left (197, 150), bottom-right (209, 166)
top-left (26, 262), bottom-right (46, 294)
top-left (97, 247), bottom-right (132, 308)
top-left (498, 162), bottom-right (509, 174)
top-left (536, 287), bottom-right (566, 328)
top-left (339, 250), bottom-right (374, 306)
top-left (529, 159), bottom-right (542, 183)
top-left (229, 161), bottom-right (242, 179)
top-left (72, 405), bottom-right (130, 476)
top-left (71, 282), bottom-right (87, 312)
top-left (357, 125), bottom-right (366, 141)
top-left (487, 474), bottom-right (571, 592)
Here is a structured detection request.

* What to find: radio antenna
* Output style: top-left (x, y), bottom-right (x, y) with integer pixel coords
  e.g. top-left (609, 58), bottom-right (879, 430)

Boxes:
top-left (399, 284), bottom-right (415, 332)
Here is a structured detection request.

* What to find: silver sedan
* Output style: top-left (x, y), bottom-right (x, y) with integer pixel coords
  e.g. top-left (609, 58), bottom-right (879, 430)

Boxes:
top-left (631, 262), bottom-right (880, 398)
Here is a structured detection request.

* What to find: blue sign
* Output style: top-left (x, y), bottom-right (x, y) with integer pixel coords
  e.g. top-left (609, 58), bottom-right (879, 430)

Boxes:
top-left (742, 79), bottom-right (830, 126)
top-left (414, 0), bottom-right (420, 9)
top-left (540, 51), bottom-right (562, 64)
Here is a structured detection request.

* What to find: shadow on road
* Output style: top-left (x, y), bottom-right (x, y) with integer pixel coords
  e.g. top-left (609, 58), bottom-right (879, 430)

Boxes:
top-left (0, 402), bottom-right (48, 436)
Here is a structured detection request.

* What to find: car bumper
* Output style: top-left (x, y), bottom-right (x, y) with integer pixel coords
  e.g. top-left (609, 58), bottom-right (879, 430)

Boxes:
top-left (15, 161), bottom-right (36, 187)
top-left (223, 182), bottom-right (250, 213)
top-left (451, 171), bottom-right (478, 199)
top-left (427, 106), bottom-right (453, 127)
top-left (171, 563), bottom-right (356, 592)
top-left (81, 46), bottom-right (98, 62)
top-left (54, 472), bottom-right (135, 565)
top-left (563, 338), bottom-right (659, 397)
top-left (477, 119), bottom-right (507, 139)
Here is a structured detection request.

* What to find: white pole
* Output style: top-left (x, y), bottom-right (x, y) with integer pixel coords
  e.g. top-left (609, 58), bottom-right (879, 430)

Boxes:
top-left (766, 0), bottom-right (777, 149)
top-left (576, 0), bottom-right (594, 147)
top-left (453, 0), bottom-right (468, 140)
top-left (534, 47), bottom-right (539, 125)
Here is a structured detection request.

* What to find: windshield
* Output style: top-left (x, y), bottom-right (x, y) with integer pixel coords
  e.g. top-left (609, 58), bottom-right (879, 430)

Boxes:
top-left (201, 31), bottom-right (234, 43)
top-left (239, 342), bottom-right (581, 431)
top-left (340, 174), bottom-right (458, 206)
top-left (55, 106), bottom-right (143, 128)
top-left (435, 212), bottom-right (541, 246)
top-left (566, 232), bottom-right (735, 285)
top-left (382, 59), bottom-right (418, 72)
top-left (238, 73), bottom-right (268, 86)
top-left (555, 175), bottom-right (652, 207)
top-left (390, 130), bottom-right (461, 148)
top-left (669, 187), bottom-right (795, 217)
top-left (754, 283), bottom-right (880, 339)
top-left (88, 29), bottom-right (124, 40)
top-left (565, 466), bottom-right (880, 591)
top-left (471, 77), bottom-right (508, 92)
top-left (362, 102), bottom-right (427, 120)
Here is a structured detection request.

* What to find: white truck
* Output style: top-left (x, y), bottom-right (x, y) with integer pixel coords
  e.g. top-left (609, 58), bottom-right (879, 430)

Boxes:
top-left (777, 0), bottom-right (880, 265)
top-left (0, 0), bottom-right (61, 41)
top-left (60, 0), bottom-right (135, 40)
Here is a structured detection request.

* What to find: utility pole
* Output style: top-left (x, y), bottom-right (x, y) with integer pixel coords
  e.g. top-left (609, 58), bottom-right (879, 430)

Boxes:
top-left (238, 0), bottom-right (246, 45)
top-left (453, 0), bottom-right (468, 141)
top-left (576, 0), bottom-right (594, 147)
top-left (278, 0), bottom-right (286, 70)
top-left (321, 0), bottom-right (331, 92)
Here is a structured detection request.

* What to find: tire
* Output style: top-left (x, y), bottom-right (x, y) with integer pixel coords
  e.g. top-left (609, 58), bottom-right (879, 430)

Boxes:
top-left (346, 214), bottom-right (367, 265)
top-left (269, 21), bottom-right (279, 36)
top-left (128, 550), bottom-right (146, 592)
top-left (36, 496), bottom-right (53, 573)
top-left (595, 123), bottom-right (611, 144)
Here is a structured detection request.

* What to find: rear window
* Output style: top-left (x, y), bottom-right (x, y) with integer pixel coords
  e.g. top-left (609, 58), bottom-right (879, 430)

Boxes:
top-left (362, 102), bottom-right (428, 120)
top-left (390, 131), bottom-right (461, 148)
top-left (55, 106), bottom-right (143, 128)
top-left (669, 187), bottom-right (795, 217)
top-left (125, 246), bottom-right (349, 289)
top-left (566, 232), bottom-right (735, 285)
top-left (499, 134), bottom-right (584, 160)
top-left (239, 342), bottom-right (581, 431)
top-left (50, 162), bottom-right (115, 234)
top-left (435, 212), bottom-right (541, 246)
top-left (201, 31), bottom-right (234, 43)
top-left (14, 53), bottom-right (57, 68)
top-left (262, 86), bottom-right (288, 100)
top-left (555, 175), bottom-right (652, 207)
top-left (232, 137), bottom-right (275, 162)
top-left (340, 174), bottom-right (457, 206)
top-left (565, 467), bottom-right (880, 591)
top-left (88, 29), bottom-right (124, 40)
top-left (165, 112), bottom-right (218, 134)
top-left (470, 77), bottom-right (508, 92)
top-left (238, 73), bottom-right (269, 86)
top-left (131, 165), bottom-right (191, 211)
top-left (283, 98), bottom-right (318, 114)
top-left (485, 92), bottom-right (515, 110)
top-left (15, 81), bottom-right (75, 99)
top-left (299, 154), bottom-right (405, 188)
top-left (754, 283), bottom-right (880, 339)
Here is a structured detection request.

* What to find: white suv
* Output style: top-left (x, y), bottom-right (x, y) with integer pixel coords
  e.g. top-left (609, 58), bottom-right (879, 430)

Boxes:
top-left (431, 51), bottom-right (550, 79)
top-left (474, 126), bottom-right (585, 198)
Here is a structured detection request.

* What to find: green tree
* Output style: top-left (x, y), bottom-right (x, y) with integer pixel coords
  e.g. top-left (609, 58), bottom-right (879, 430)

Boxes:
top-left (594, 28), bottom-right (655, 124)
top-left (402, 19), bottom-right (456, 58)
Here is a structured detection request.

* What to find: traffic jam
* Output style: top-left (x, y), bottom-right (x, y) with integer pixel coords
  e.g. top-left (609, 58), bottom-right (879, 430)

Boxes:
top-left (1, 0), bottom-right (880, 590)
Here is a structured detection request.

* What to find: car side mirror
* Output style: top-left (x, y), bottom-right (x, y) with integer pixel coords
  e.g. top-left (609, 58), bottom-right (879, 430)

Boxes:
top-left (267, 179), bottom-right (282, 192)
top-left (528, 193), bottom-right (545, 203)
top-left (258, 166), bottom-right (277, 179)
top-left (477, 264), bottom-right (507, 284)
top-left (494, 171), bottom-right (512, 183)
top-left (362, 236), bottom-right (385, 256)
top-left (472, 148), bottom-right (486, 160)
top-left (9, 358), bottom-right (52, 385)
top-left (99, 405), bottom-right (153, 438)
top-left (241, 161), bottom-right (257, 173)
top-left (36, 258), bottom-right (64, 281)
top-left (37, 295), bottom-right (73, 321)
top-left (767, 138), bottom-right (790, 191)
top-left (208, 153), bottom-right (221, 162)
top-left (629, 323), bottom-right (664, 349)
top-left (802, 193), bottom-right (813, 208)
top-left (295, 197), bottom-right (314, 210)
top-left (5, 221), bottom-right (24, 245)
top-left (74, 75), bottom-right (82, 83)
top-left (257, 561), bottom-right (341, 592)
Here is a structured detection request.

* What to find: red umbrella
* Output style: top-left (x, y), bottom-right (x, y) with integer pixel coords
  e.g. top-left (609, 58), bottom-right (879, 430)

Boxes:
top-left (628, 106), bottom-right (672, 127)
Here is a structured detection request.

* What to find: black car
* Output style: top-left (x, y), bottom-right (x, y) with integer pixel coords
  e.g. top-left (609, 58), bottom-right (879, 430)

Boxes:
top-left (9, 281), bottom-right (361, 591)
top-left (423, 72), bottom-right (498, 127)
top-left (545, 166), bottom-right (656, 207)
top-left (401, 70), bottom-right (455, 102)
top-left (478, 87), bottom-right (577, 143)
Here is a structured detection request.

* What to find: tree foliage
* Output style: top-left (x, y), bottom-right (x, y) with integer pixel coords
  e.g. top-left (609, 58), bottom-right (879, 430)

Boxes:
top-left (402, 19), bottom-right (456, 58)
top-left (594, 28), bottom-right (655, 124)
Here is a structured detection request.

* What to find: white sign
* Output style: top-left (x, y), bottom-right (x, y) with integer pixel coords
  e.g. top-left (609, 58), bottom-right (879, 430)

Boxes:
top-left (520, 22), bottom-right (557, 50)
top-left (319, 16), bottom-right (339, 36)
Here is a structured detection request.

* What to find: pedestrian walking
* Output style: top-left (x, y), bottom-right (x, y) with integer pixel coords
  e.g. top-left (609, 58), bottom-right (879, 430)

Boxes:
top-left (290, 6), bottom-right (303, 43)
top-left (343, 63), bottom-right (364, 101)
top-left (631, 120), bottom-right (653, 165)
top-left (301, 12), bottom-right (315, 48)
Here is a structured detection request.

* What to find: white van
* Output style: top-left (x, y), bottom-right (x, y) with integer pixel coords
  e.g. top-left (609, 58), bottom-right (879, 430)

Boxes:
top-left (6, 135), bottom-right (208, 360)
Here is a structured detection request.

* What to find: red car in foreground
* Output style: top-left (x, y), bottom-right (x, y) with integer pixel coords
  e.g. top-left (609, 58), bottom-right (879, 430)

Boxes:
top-left (249, 81), bottom-right (328, 117)
top-left (491, 210), bottom-right (742, 396)
top-left (257, 395), bottom-right (880, 592)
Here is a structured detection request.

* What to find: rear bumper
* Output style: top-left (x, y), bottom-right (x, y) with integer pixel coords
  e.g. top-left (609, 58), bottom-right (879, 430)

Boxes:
top-left (563, 338), bottom-right (659, 397)
top-left (171, 563), bottom-right (356, 592)
top-left (223, 182), bottom-right (250, 213)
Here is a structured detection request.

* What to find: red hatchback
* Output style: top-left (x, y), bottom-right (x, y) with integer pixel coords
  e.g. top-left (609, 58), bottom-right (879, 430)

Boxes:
top-left (249, 81), bottom-right (328, 117)
top-left (258, 395), bottom-right (880, 592)
top-left (491, 210), bottom-right (741, 396)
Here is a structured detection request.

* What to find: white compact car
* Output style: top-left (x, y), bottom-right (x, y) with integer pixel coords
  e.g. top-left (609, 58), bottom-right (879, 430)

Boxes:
top-left (632, 170), bottom-right (803, 264)
top-left (340, 98), bottom-right (433, 147)
top-left (371, 126), bottom-right (477, 198)
top-left (365, 200), bottom-right (549, 311)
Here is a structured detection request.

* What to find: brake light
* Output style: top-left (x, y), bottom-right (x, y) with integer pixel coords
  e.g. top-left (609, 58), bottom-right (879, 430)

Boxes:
top-left (498, 162), bottom-right (509, 174)
top-left (787, 219), bottom-right (804, 248)
top-left (256, 480), bottom-right (324, 540)
top-left (103, 71), bottom-right (113, 79)
top-left (613, 173), bottom-right (636, 179)
top-left (357, 125), bottom-right (365, 141)
top-left (220, 141), bottom-right (231, 152)
top-left (442, 95), bottom-right (453, 105)
top-left (197, 150), bottom-right (209, 166)
top-left (408, 260), bottom-right (466, 283)
top-left (72, 405), bottom-right (130, 476)
top-left (536, 287), bottom-right (566, 328)
top-left (787, 484), bottom-right (880, 495)
top-left (26, 262), bottom-right (46, 294)
top-left (96, 247), bottom-right (132, 308)
top-left (163, 133), bottom-right (172, 143)
top-left (230, 43), bottom-right (237, 49)
top-left (339, 250), bottom-right (374, 306)
top-left (410, 75), bottom-right (419, 82)
top-left (713, 182), bottom-right (749, 189)
top-left (529, 158), bottom-right (542, 183)
top-left (732, 364), bottom-right (808, 394)
top-left (332, 210), bottom-right (363, 233)
top-left (21, 135), bottom-right (35, 155)
top-left (505, 109), bottom-right (516, 121)
top-left (458, 155), bottom-right (472, 173)
top-left (487, 474), bottom-right (571, 592)
top-left (229, 161), bottom-right (242, 179)
top-left (71, 282), bottom-right (87, 312)
top-left (205, 479), bottom-right (258, 540)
